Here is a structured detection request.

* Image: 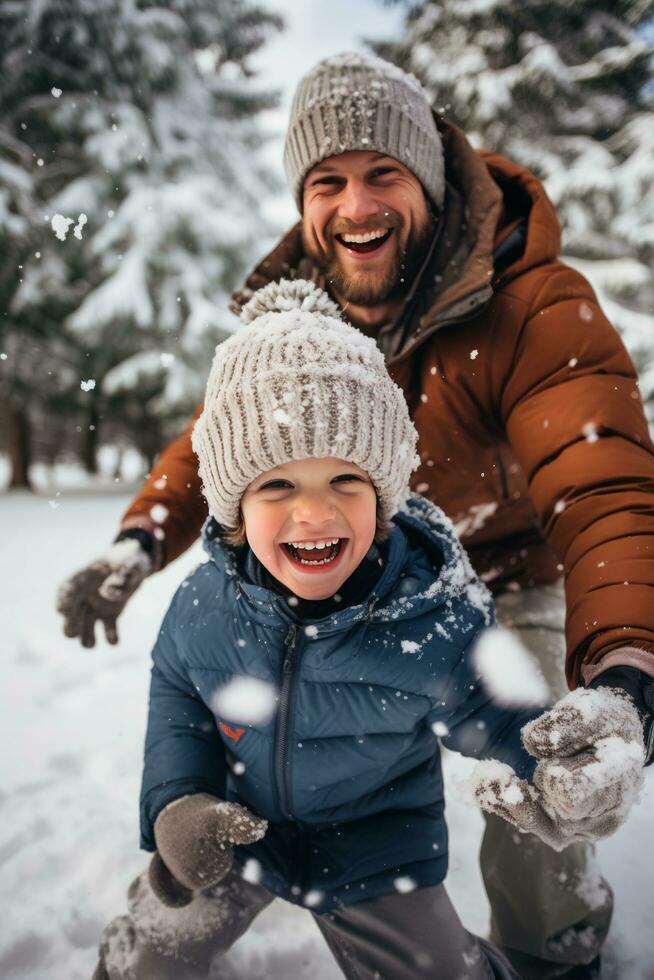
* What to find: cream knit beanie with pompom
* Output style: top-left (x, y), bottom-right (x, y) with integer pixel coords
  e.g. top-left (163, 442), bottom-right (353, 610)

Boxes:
top-left (192, 280), bottom-right (420, 531)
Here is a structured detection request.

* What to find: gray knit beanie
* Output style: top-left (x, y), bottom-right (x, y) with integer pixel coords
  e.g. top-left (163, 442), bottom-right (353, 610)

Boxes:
top-left (284, 52), bottom-right (444, 212)
top-left (192, 280), bottom-right (420, 531)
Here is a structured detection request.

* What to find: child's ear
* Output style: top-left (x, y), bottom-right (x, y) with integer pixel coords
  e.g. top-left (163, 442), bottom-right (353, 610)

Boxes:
top-left (239, 509), bottom-right (249, 547)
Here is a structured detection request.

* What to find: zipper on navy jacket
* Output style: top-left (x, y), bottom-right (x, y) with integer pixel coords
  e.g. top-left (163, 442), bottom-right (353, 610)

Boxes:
top-left (275, 623), bottom-right (300, 820)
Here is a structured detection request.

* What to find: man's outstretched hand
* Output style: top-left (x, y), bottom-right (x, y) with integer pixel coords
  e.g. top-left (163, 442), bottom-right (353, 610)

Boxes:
top-left (473, 687), bottom-right (645, 850)
top-left (150, 794), bottom-right (268, 907)
top-left (56, 538), bottom-right (152, 647)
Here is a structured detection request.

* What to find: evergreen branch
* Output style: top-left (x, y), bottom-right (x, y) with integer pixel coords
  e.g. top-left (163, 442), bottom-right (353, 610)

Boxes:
top-left (0, 127), bottom-right (33, 166)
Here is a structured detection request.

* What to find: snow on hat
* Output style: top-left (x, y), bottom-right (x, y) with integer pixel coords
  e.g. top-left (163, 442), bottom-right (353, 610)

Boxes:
top-left (192, 279), bottom-right (420, 530)
top-left (284, 51), bottom-right (444, 211)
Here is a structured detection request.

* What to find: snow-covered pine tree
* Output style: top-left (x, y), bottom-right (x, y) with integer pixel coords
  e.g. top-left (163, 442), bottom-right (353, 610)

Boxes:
top-left (0, 0), bottom-right (282, 485)
top-left (372, 1), bottom-right (654, 417)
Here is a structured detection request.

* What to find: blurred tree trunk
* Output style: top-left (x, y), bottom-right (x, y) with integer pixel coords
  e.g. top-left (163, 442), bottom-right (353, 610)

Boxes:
top-left (140, 420), bottom-right (162, 474)
top-left (8, 405), bottom-right (32, 489)
top-left (112, 446), bottom-right (123, 480)
top-left (82, 395), bottom-right (99, 475)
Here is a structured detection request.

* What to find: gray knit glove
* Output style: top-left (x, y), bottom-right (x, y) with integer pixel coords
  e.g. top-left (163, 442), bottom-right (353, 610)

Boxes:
top-left (472, 688), bottom-right (645, 851)
top-left (150, 794), bottom-right (268, 907)
top-left (56, 539), bottom-right (152, 647)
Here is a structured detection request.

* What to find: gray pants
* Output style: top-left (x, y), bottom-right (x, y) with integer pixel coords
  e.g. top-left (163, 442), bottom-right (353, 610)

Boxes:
top-left (96, 867), bottom-right (520, 980)
top-left (484, 583), bottom-right (613, 978)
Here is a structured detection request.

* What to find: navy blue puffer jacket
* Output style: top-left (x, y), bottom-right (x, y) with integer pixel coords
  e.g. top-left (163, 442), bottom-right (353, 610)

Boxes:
top-left (140, 495), bottom-right (539, 913)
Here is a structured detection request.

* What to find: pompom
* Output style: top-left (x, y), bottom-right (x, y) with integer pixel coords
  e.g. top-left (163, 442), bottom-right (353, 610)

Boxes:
top-left (239, 279), bottom-right (342, 325)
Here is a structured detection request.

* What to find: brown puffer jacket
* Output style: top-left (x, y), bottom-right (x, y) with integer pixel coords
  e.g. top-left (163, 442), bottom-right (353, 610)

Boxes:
top-left (121, 118), bottom-right (654, 688)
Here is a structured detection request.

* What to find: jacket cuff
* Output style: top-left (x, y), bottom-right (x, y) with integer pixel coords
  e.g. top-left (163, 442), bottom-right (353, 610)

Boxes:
top-left (581, 647), bottom-right (654, 686)
top-left (120, 515), bottom-right (166, 571)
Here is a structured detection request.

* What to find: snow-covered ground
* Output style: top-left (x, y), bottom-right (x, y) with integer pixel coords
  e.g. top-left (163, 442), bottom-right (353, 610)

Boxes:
top-left (1, 489), bottom-right (652, 979)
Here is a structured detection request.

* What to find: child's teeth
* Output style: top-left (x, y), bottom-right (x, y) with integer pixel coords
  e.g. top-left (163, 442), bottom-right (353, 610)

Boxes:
top-left (291, 538), bottom-right (340, 550)
top-left (299, 553), bottom-right (337, 565)
top-left (286, 538), bottom-right (342, 566)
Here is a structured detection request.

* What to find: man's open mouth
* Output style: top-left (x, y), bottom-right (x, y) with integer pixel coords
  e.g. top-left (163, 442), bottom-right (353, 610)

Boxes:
top-left (334, 228), bottom-right (393, 254)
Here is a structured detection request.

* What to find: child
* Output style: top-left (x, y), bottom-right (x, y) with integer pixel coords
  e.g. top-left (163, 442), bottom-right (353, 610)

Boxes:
top-left (94, 280), bottom-right (547, 980)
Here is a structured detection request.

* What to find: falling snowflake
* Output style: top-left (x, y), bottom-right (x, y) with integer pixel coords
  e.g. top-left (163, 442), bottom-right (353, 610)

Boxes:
top-left (582, 422), bottom-right (599, 443)
top-left (473, 626), bottom-right (550, 706)
top-left (211, 675), bottom-right (277, 725)
top-left (241, 858), bottom-right (263, 884)
top-left (432, 721), bottom-right (450, 737)
top-left (51, 214), bottom-right (74, 241)
top-left (80, 379), bottom-right (96, 392)
top-left (470, 349), bottom-right (479, 360)
top-left (51, 212), bottom-right (87, 241)
top-left (393, 876), bottom-right (417, 894)
top-left (74, 214), bottom-right (87, 239)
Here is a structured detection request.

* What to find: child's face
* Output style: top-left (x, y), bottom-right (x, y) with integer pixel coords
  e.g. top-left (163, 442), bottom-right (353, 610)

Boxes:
top-left (241, 457), bottom-right (378, 600)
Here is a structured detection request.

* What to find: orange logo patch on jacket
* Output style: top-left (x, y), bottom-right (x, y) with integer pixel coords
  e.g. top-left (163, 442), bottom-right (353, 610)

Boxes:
top-left (218, 721), bottom-right (246, 743)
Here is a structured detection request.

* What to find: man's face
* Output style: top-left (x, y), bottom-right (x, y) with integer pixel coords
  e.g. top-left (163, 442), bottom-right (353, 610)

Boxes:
top-left (302, 151), bottom-right (434, 307)
top-left (240, 456), bottom-right (377, 600)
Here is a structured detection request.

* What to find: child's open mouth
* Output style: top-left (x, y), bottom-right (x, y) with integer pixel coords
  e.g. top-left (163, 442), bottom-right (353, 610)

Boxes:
top-left (282, 538), bottom-right (345, 570)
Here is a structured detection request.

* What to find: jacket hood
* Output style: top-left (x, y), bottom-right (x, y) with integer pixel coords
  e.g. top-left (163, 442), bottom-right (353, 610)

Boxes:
top-left (480, 145), bottom-right (562, 285)
top-left (202, 494), bottom-right (492, 634)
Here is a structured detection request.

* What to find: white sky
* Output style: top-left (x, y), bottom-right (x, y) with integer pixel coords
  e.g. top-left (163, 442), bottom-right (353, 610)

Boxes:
top-left (249, 0), bottom-right (407, 226)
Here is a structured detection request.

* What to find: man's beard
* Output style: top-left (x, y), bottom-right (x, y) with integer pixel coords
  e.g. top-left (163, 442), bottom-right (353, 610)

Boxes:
top-left (303, 215), bottom-right (434, 307)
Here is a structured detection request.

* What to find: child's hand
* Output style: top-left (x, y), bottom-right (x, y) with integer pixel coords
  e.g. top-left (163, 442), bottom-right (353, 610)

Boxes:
top-left (148, 850), bottom-right (196, 907)
top-left (472, 688), bottom-right (645, 851)
top-left (150, 794), bottom-right (268, 906)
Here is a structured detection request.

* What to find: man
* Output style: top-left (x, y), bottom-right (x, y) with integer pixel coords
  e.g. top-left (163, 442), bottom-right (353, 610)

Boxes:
top-left (58, 53), bottom-right (654, 979)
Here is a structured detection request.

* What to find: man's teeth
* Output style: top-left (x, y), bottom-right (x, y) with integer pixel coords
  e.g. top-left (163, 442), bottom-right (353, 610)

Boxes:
top-left (340, 228), bottom-right (389, 244)
top-left (288, 538), bottom-right (340, 550)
